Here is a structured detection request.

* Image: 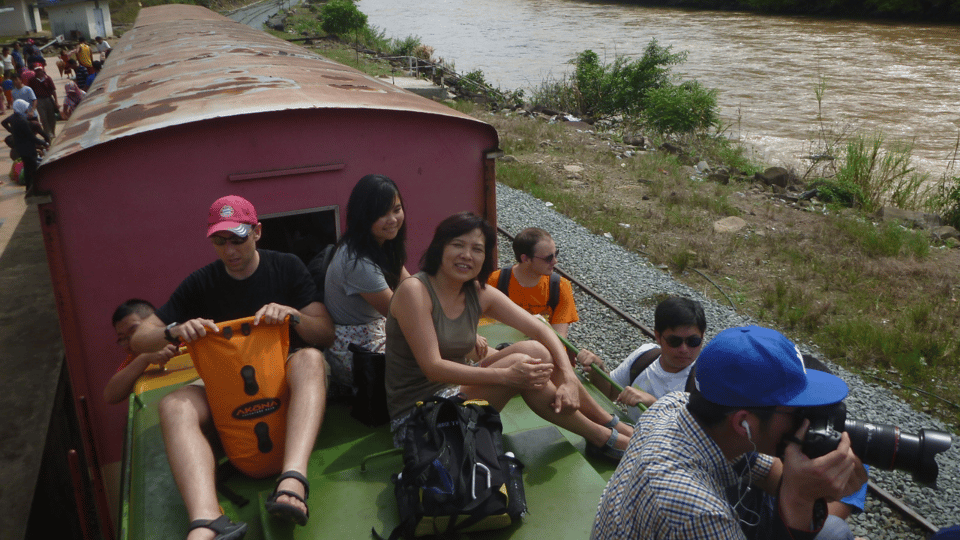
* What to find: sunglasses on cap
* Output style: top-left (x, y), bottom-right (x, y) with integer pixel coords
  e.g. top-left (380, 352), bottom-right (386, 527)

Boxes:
top-left (663, 335), bottom-right (703, 348)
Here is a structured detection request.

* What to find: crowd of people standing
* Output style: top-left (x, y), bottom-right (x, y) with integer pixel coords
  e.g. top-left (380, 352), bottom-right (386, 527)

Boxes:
top-left (1, 35), bottom-right (107, 197)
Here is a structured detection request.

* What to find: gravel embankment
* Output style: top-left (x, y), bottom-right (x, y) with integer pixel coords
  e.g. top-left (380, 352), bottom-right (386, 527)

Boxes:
top-left (494, 183), bottom-right (958, 538)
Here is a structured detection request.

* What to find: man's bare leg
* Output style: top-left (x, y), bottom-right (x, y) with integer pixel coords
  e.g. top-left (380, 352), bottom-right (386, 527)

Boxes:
top-left (270, 348), bottom-right (326, 516)
top-left (158, 385), bottom-right (221, 540)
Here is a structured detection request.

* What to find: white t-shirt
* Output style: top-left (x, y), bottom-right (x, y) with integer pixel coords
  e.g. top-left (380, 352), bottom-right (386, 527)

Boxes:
top-left (609, 343), bottom-right (695, 418)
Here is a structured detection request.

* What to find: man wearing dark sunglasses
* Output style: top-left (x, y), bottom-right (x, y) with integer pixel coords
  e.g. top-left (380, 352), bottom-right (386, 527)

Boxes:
top-left (580, 297), bottom-right (705, 416)
top-left (488, 227), bottom-right (578, 338)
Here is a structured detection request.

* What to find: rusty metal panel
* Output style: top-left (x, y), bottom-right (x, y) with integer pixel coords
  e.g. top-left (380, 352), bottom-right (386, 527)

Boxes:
top-left (44, 4), bottom-right (491, 164)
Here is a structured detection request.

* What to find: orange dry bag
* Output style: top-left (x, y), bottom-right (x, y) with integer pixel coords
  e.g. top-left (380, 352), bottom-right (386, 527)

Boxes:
top-left (186, 316), bottom-right (290, 478)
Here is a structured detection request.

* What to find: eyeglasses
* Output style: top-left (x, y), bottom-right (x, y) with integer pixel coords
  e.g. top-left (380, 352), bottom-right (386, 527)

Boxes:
top-left (663, 335), bottom-right (703, 348)
top-left (533, 248), bottom-right (560, 263)
top-left (211, 235), bottom-right (250, 246)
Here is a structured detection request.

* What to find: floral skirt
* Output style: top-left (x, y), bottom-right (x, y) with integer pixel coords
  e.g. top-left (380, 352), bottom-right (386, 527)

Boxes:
top-left (326, 318), bottom-right (386, 391)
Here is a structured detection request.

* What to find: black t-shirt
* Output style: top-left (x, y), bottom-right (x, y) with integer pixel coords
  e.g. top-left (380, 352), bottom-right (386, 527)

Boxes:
top-left (156, 249), bottom-right (318, 349)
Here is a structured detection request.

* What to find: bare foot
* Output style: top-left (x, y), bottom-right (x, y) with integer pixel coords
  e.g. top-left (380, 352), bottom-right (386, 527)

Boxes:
top-left (274, 476), bottom-right (307, 515)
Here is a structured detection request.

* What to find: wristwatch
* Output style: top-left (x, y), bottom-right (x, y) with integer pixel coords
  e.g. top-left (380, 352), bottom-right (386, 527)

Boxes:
top-left (164, 322), bottom-right (179, 344)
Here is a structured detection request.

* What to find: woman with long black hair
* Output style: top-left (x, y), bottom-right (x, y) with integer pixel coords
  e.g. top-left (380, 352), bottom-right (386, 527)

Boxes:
top-left (324, 174), bottom-right (410, 392)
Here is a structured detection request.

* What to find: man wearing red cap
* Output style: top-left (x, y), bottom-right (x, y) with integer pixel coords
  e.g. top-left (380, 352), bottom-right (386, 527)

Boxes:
top-left (593, 325), bottom-right (867, 540)
top-left (132, 195), bottom-right (334, 540)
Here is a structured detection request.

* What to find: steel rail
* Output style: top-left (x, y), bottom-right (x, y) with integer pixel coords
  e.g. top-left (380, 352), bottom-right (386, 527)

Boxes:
top-left (867, 480), bottom-right (939, 534)
top-left (495, 224), bottom-right (942, 535)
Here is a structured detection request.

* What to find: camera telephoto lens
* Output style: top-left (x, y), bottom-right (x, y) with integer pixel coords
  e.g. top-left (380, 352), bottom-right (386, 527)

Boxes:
top-left (801, 402), bottom-right (953, 486)
top-left (844, 420), bottom-right (953, 485)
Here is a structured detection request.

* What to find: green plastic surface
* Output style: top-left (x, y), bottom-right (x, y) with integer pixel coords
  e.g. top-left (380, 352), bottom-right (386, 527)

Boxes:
top-left (123, 322), bottom-right (625, 539)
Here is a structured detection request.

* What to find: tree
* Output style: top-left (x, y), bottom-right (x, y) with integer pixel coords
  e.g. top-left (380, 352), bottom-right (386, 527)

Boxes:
top-left (320, 0), bottom-right (367, 38)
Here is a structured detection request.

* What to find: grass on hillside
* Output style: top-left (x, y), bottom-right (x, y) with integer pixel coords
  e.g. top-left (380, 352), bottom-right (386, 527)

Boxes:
top-left (469, 107), bottom-right (960, 430)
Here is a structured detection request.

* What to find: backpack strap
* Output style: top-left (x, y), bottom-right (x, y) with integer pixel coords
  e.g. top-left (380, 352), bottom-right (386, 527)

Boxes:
top-left (214, 461), bottom-right (250, 508)
top-left (628, 346), bottom-right (662, 384)
top-left (684, 362), bottom-right (698, 393)
top-left (308, 244), bottom-right (336, 303)
top-left (547, 271), bottom-right (561, 311)
top-left (496, 265), bottom-right (512, 296)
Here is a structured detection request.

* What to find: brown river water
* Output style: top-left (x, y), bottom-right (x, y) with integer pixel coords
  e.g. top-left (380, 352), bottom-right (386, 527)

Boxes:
top-left (357, 0), bottom-right (960, 176)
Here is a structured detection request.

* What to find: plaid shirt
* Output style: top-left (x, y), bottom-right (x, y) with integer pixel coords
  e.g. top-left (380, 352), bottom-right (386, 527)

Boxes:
top-left (592, 392), bottom-right (775, 540)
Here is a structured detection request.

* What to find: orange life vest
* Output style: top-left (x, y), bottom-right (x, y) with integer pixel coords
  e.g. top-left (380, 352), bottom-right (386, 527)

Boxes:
top-left (186, 316), bottom-right (290, 478)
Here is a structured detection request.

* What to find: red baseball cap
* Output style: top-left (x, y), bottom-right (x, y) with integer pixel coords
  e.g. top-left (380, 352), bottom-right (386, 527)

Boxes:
top-left (207, 195), bottom-right (258, 237)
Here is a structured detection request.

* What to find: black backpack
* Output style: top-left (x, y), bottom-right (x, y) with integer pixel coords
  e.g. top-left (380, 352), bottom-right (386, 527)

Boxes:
top-left (496, 265), bottom-right (561, 312)
top-left (306, 244), bottom-right (337, 303)
top-left (383, 397), bottom-right (526, 539)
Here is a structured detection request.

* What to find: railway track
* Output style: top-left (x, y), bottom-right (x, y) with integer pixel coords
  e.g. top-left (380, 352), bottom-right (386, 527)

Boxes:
top-left (495, 225), bottom-right (941, 536)
top-left (225, 0), bottom-right (291, 28)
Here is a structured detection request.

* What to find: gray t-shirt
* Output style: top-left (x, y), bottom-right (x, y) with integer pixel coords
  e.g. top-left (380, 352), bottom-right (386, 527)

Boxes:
top-left (324, 246), bottom-right (388, 325)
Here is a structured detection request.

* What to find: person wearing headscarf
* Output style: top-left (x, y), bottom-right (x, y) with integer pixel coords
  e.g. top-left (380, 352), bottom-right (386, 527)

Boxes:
top-left (61, 81), bottom-right (85, 121)
top-left (2, 99), bottom-right (50, 199)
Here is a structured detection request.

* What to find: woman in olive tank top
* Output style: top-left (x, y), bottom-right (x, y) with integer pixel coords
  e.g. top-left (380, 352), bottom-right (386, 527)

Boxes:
top-left (384, 212), bottom-right (632, 462)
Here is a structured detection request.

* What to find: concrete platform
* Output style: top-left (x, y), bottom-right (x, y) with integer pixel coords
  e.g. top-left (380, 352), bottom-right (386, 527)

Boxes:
top-left (385, 75), bottom-right (449, 100)
top-left (0, 68), bottom-right (82, 540)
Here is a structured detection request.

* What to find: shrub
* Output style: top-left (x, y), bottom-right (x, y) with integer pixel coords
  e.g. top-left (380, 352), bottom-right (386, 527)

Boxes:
top-left (641, 80), bottom-right (719, 135)
top-left (320, 0), bottom-right (367, 38)
top-left (835, 133), bottom-right (920, 212)
top-left (356, 25), bottom-right (390, 52)
top-left (389, 35), bottom-right (422, 57)
top-left (935, 176), bottom-right (960, 229)
top-left (456, 69), bottom-right (524, 108)
top-left (810, 178), bottom-right (865, 207)
top-left (572, 40), bottom-right (687, 120)
top-left (528, 74), bottom-right (580, 114)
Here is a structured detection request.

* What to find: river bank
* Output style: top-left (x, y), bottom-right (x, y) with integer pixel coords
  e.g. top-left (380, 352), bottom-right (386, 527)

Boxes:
top-left (356, 0), bottom-right (960, 180)
top-left (292, 20), bottom-right (960, 434)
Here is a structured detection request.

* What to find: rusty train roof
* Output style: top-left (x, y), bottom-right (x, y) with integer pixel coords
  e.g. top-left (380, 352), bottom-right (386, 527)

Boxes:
top-left (44, 5), bottom-right (496, 164)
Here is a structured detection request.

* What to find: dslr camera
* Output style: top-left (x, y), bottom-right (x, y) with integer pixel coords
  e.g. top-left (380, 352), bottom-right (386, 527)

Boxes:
top-left (801, 401), bottom-right (952, 486)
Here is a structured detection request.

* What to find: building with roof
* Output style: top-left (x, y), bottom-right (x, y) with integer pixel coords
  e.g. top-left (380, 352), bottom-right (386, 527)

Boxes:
top-left (37, 0), bottom-right (112, 40)
top-left (0, 0), bottom-right (42, 35)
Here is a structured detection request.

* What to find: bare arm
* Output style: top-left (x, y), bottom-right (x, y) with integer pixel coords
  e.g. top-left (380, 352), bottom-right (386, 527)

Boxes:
top-left (103, 345), bottom-right (177, 404)
top-left (390, 278), bottom-right (545, 389)
top-left (254, 301), bottom-right (334, 348)
top-left (551, 322), bottom-right (570, 339)
top-left (480, 285), bottom-right (580, 412)
top-left (130, 313), bottom-right (218, 353)
top-left (577, 349), bottom-right (616, 399)
top-left (356, 265), bottom-right (411, 317)
top-left (360, 288), bottom-right (393, 318)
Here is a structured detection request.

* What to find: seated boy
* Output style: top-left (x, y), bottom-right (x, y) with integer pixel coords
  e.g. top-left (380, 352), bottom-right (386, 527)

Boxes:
top-left (579, 296), bottom-right (704, 418)
top-left (103, 299), bottom-right (179, 404)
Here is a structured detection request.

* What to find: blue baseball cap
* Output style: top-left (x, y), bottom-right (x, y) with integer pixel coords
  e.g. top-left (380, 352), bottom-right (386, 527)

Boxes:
top-left (695, 326), bottom-right (848, 408)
